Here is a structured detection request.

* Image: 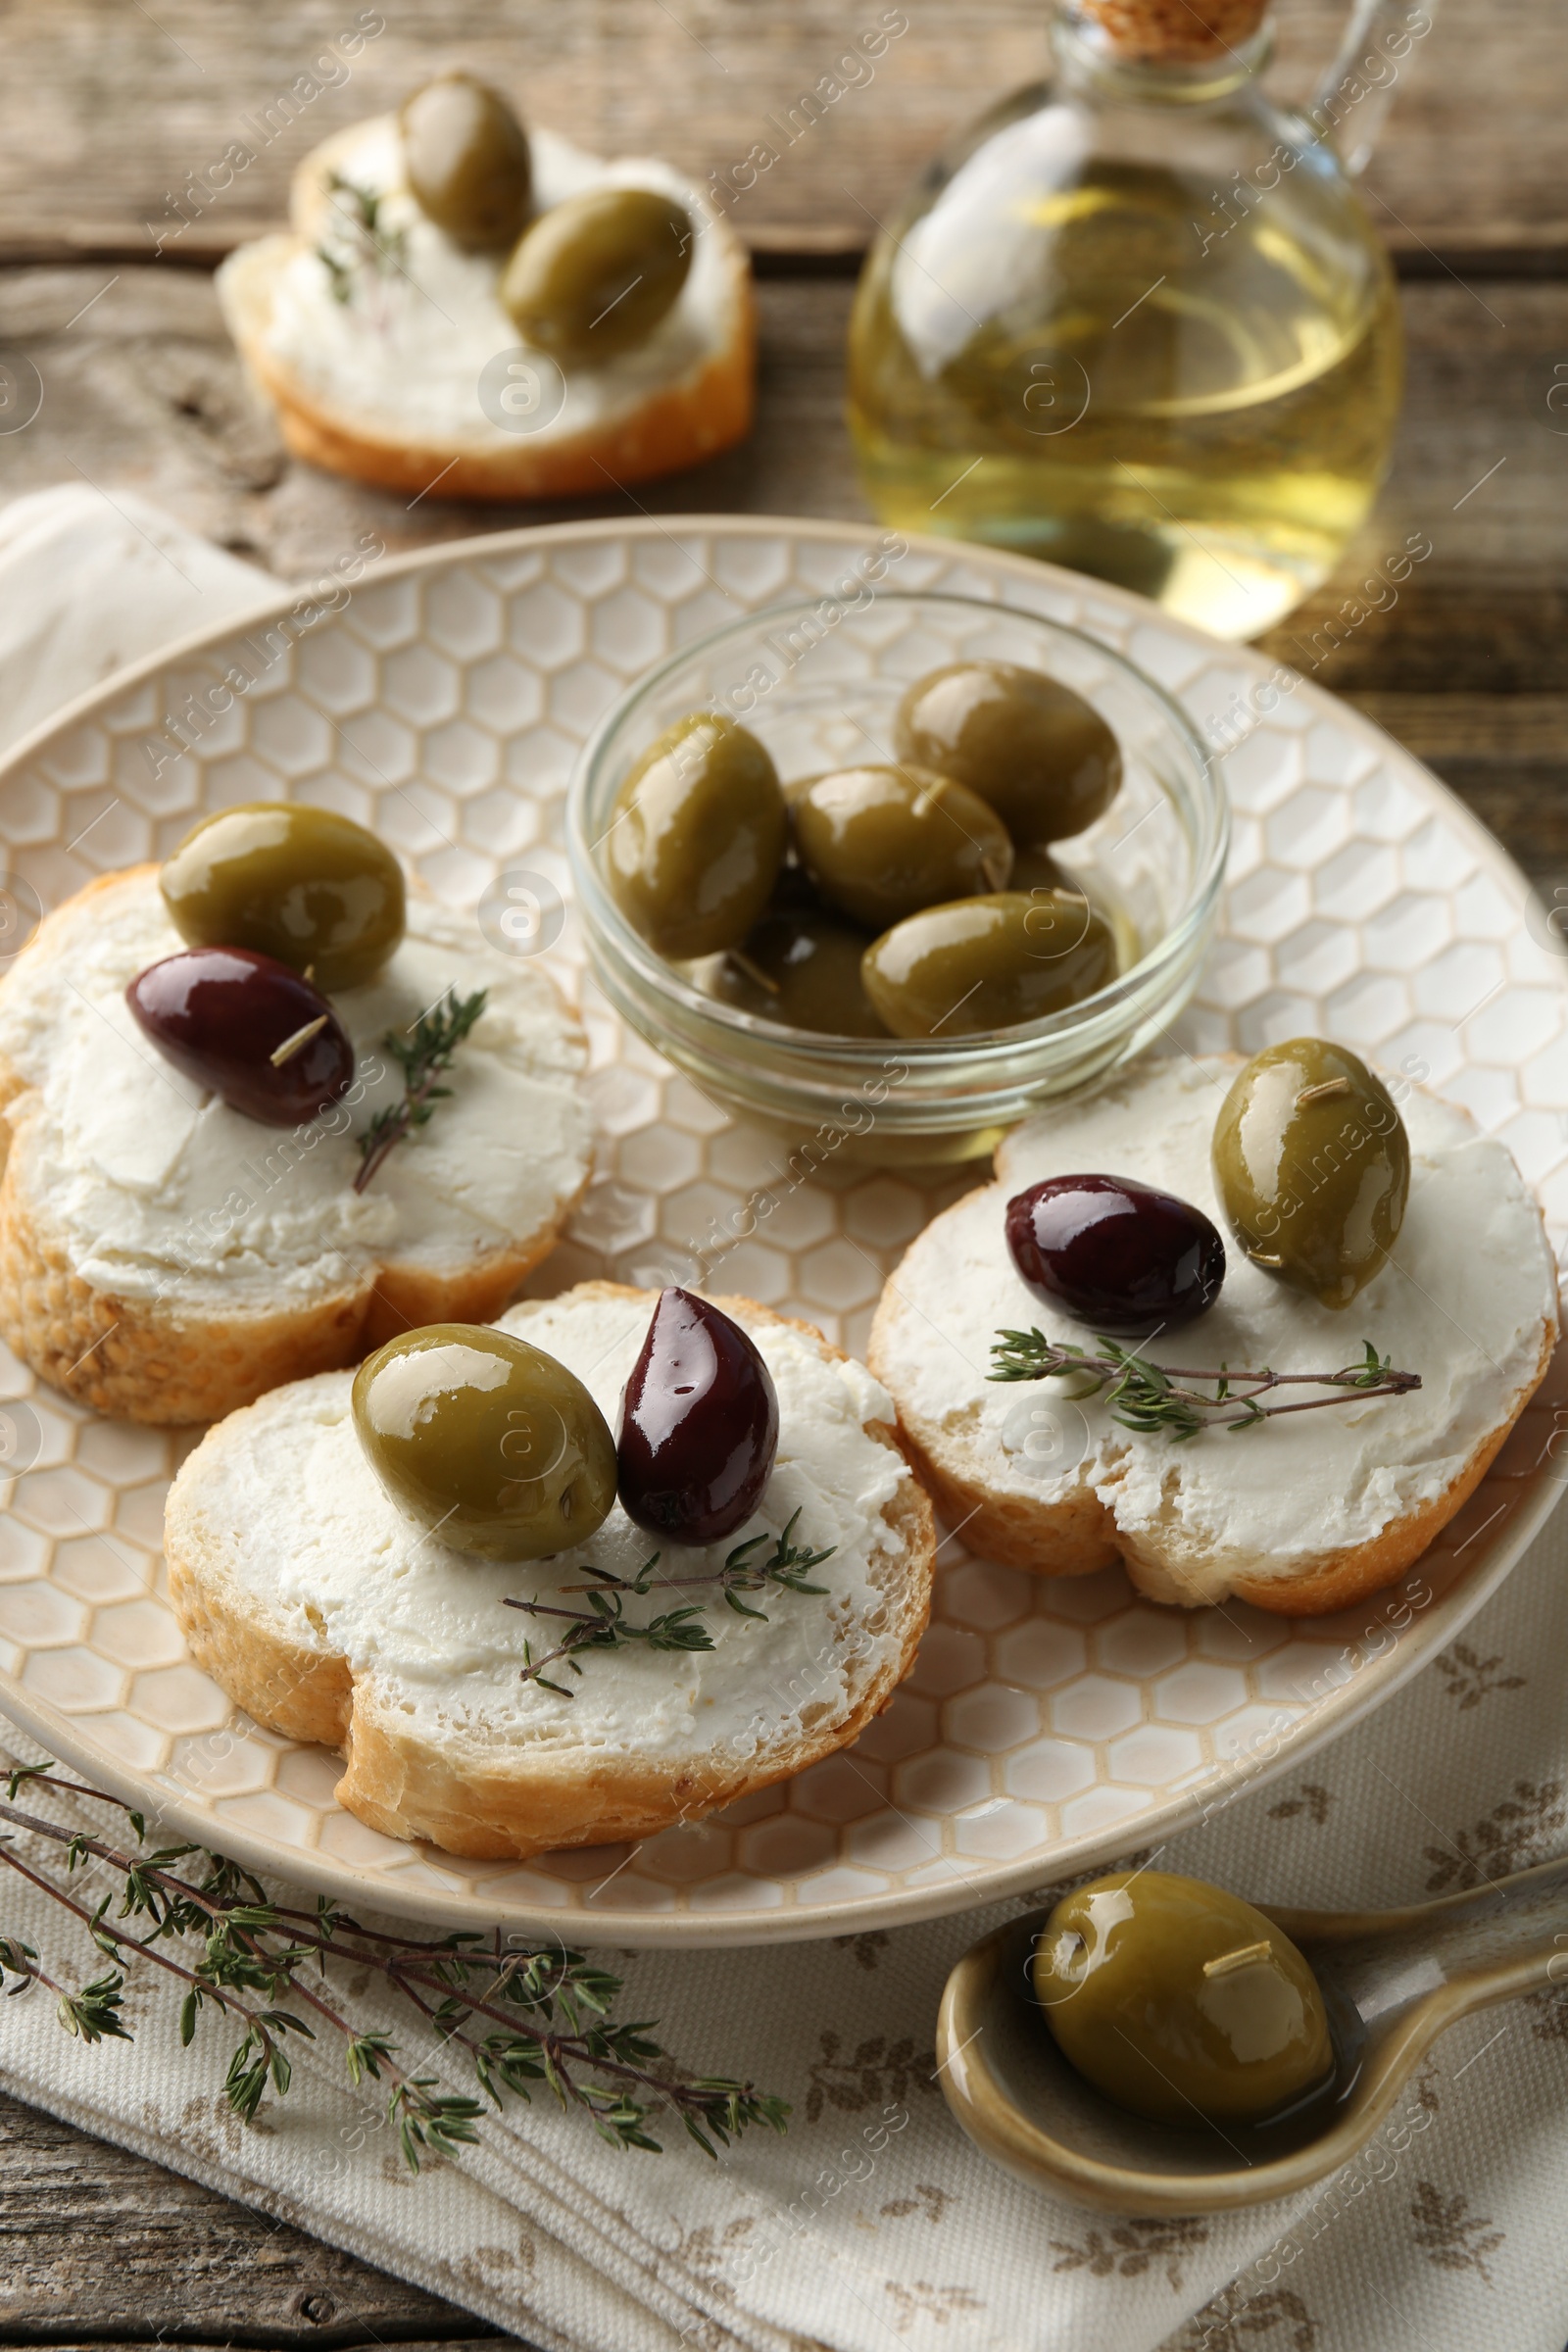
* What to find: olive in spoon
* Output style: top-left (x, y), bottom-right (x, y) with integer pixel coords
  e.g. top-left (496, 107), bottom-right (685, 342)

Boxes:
top-left (937, 1856), bottom-right (1568, 2213)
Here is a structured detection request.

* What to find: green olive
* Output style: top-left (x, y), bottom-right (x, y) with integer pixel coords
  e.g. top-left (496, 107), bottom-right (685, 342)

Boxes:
top-left (161, 803), bottom-right (406, 992)
top-left (1008, 845), bottom-right (1069, 895)
top-left (501, 185), bottom-right (693, 361)
top-left (1033, 1871), bottom-right (1334, 2129)
top-left (710, 907), bottom-right (887, 1037)
top-left (1211, 1038), bottom-right (1410, 1309)
top-left (894, 661), bottom-right (1122, 847)
top-left (791, 763), bottom-right (1012, 931)
top-left (400, 74), bottom-right (532, 250)
top-left (861, 889), bottom-right (1116, 1039)
top-left (606, 712), bottom-right (786, 960)
top-left (353, 1324), bottom-right (616, 1563)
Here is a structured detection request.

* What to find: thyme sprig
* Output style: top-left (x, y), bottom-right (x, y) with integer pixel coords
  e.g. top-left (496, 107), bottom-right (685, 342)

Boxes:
top-left (989, 1330), bottom-right (1421, 1440)
top-left (355, 987), bottom-right (488, 1194)
top-left (0, 1762), bottom-right (788, 2164)
top-left (508, 1511), bottom-right (835, 1697)
top-left (315, 174), bottom-right (410, 319)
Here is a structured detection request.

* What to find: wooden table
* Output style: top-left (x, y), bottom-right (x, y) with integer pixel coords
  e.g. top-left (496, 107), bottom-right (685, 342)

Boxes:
top-left (0, 3), bottom-right (1563, 2343)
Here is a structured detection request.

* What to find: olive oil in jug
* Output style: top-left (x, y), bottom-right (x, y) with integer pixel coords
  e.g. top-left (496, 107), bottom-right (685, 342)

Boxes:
top-left (850, 0), bottom-right (1421, 636)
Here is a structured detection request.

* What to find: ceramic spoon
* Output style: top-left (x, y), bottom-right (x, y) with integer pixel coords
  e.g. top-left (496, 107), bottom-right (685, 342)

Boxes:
top-left (936, 1856), bottom-right (1568, 2214)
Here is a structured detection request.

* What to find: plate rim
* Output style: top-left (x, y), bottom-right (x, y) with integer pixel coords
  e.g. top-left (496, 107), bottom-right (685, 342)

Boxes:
top-left (0, 511), bottom-right (1558, 1946)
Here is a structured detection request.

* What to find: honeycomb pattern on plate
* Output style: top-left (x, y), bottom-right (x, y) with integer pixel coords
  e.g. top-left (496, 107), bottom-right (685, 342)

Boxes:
top-left (0, 520), bottom-right (1562, 1944)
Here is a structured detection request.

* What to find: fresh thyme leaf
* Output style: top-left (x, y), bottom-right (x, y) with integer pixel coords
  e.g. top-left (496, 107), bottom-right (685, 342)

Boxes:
top-left (355, 987), bottom-right (487, 1194)
top-left (1, 1765), bottom-right (789, 2164)
top-left (314, 174), bottom-right (410, 314)
top-left (507, 1513), bottom-right (837, 1693)
top-left (58, 1970), bottom-right (132, 2045)
top-left (988, 1328), bottom-right (1421, 1436)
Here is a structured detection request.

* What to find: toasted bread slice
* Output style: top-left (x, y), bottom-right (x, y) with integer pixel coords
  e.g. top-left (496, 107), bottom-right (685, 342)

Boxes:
top-left (0, 867), bottom-right (592, 1424)
top-left (164, 1282), bottom-right (937, 1860)
top-left (219, 117), bottom-right (755, 500)
top-left (869, 1055), bottom-right (1558, 1617)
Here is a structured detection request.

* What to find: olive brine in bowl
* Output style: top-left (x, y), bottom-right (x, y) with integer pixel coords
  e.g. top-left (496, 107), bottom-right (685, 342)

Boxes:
top-left (570, 592), bottom-right (1226, 1164)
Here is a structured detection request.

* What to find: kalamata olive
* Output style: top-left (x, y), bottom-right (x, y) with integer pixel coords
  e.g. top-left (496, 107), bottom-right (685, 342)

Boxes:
top-left (617, 1288), bottom-right (779, 1544)
top-left (1005, 1174), bottom-right (1225, 1335)
top-left (790, 762), bottom-right (1012, 930)
top-left (126, 948), bottom-right (355, 1127)
top-left (860, 889), bottom-right (1117, 1038)
top-left (894, 661), bottom-right (1123, 847)
top-left (605, 712), bottom-right (787, 960)
top-left (1211, 1038), bottom-right (1410, 1309)
top-left (353, 1324), bottom-right (617, 1562)
top-left (501, 185), bottom-right (693, 361)
top-left (161, 803), bottom-right (406, 993)
top-left (1033, 1871), bottom-right (1334, 2128)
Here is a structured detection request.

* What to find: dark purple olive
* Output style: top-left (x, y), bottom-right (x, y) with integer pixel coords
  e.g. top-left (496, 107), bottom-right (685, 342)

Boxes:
top-left (1005, 1174), bottom-right (1225, 1335)
top-left (617, 1288), bottom-right (779, 1544)
top-left (126, 948), bottom-right (355, 1127)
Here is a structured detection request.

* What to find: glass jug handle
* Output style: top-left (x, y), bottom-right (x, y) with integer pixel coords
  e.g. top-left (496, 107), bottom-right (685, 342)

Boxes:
top-left (1308, 0), bottom-right (1440, 175)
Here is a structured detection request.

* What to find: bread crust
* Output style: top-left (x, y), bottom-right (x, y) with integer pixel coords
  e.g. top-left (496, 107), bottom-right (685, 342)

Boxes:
top-left (218, 123), bottom-right (757, 503)
top-left (869, 1126), bottom-right (1559, 1620)
top-left (0, 867), bottom-right (589, 1424)
top-left (165, 1284), bottom-right (938, 1860)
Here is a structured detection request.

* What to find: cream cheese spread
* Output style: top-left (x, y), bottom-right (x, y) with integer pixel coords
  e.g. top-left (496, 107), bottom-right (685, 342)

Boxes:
top-left (245, 119), bottom-right (736, 450)
top-left (0, 868), bottom-right (590, 1307)
top-left (874, 1056), bottom-right (1557, 1601)
top-left (191, 1289), bottom-right (910, 1765)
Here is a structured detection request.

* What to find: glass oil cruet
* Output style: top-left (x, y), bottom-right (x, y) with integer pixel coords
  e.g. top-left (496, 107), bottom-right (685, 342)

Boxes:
top-left (849, 0), bottom-right (1430, 637)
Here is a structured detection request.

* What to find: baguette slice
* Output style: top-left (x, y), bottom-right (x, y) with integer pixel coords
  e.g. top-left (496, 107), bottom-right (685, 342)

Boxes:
top-left (165, 1282), bottom-right (937, 1861)
top-left (869, 1054), bottom-right (1558, 1617)
top-left (0, 867), bottom-right (592, 1424)
top-left (219, 116), bottom-right (755, 500)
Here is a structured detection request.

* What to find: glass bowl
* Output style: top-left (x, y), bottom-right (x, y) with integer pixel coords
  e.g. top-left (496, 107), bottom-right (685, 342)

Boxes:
top-left (567, 591), bottom-right (1228, 1166)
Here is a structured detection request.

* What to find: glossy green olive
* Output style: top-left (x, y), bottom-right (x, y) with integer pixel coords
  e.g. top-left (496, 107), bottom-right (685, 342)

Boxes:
top-left (606, 712), bottom-right (786, 960)
top-left (1211, 1038), bottom-right (1410, 1309)
top-left (1033, 1871), bottom-right (1334, 2129)
top-left (791, 763), bottom-right (1012, 931)
top-left (861, 889), bottom-right (1116, 1039)
top-left (161, 803), bottom-right (406, 993)
top-left (501, 185), bottom-right (693, 361)
top-left (894, 661), bottom-right (1122, 847)
top-left (353, 1324), bottom-right (616, 1563)
top-left (710, 906), bottom-right (887, 1036)
top-left (400, 74), bottom-right (532, 250)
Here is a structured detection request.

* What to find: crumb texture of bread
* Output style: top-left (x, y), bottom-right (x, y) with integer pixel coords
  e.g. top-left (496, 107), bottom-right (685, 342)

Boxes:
top-left (165, 1283), bottom-right (936, 1859)
top-left (869, 1055), bottom-right (1558, 1617)
top-left (0, 867), bottom-right (591, 1422)
top-left (219, 120), bottom-right (755, 500)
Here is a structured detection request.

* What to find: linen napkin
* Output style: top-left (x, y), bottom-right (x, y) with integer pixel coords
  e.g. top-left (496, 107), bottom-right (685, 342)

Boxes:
top-left (2, 489), bottom-right (1565, 2352)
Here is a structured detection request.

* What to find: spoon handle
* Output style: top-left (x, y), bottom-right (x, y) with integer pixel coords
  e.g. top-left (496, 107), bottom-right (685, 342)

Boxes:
top-left (1272, 1855), bottom-right (1568, 2007)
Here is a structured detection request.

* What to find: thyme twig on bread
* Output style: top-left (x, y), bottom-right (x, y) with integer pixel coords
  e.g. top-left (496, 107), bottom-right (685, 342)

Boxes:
top-left (507, 1512), bottom-right (835, 1696)
top-left (354, 987), bottom-right (487, 1193)
top-left (989, 1331), bottom-right (1421, 1439)
top-left (0, 1761), bottom-right (788, 2162)
top-left (315, 174), bottom-right (409, 317)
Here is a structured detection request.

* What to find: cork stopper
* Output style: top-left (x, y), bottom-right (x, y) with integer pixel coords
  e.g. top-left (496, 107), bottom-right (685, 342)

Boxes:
top-left (1071, 0), bottom-right (1270, 64)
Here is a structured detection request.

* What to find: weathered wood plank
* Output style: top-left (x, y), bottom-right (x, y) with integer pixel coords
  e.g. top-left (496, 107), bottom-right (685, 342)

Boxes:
top-left (0, 0), bottom-right (1557, 267)
top-left (0, 2090), bottom-right (508, 2349)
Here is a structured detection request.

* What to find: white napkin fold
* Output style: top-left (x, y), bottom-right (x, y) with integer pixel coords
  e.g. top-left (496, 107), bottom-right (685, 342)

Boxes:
top-left (0, 484), bottom-right (280, 761)
top-left (1, 489), bottom-right (1564, 2352)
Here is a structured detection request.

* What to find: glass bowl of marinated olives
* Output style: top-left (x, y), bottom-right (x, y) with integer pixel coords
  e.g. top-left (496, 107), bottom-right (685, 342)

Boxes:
top-left (569, 593), bottom-right (1226, 1164)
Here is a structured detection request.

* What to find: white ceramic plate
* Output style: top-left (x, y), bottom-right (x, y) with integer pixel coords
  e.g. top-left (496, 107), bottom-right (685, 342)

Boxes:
top-left (0, 517), bottom-right (1561, 1947)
